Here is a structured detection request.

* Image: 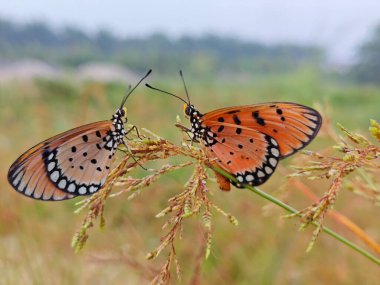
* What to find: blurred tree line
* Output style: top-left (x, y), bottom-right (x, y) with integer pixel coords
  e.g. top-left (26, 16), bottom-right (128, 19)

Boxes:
top-left (351, 24), bottom-right (380, 84)
top-left (0, 18), bottom-right (323, 76)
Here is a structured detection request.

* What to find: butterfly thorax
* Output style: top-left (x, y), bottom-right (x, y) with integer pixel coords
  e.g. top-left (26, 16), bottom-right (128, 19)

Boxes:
top-left (186, 105), bottom-right (217, 147)
top-left (110, 108), bottom-right (127, 145)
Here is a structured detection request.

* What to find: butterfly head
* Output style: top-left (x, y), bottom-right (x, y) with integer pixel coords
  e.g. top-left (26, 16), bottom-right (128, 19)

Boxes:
top-left (184, 103), bottom-right (195, 117)
top-left (119, 106), bottom-right (128, 122)
top-left (184, 103), bottom-right (202, 120)
top-left (113, 107), bottom-right (127, 120)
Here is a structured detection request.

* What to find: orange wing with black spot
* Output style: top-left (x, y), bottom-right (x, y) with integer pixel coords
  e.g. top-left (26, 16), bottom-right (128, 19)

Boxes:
top-left (205, 124), bottom-right (280, 186)
top-left (199, 102), bottom-right (322, 186)
top-left (201, 102), bottom-right (322, 158)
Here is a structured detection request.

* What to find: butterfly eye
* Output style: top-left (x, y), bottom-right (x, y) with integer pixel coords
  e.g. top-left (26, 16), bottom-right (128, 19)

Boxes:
top-left (121, 107), bottom-right (127, 117)
top-left (184, 104), bottom-right (190, 116)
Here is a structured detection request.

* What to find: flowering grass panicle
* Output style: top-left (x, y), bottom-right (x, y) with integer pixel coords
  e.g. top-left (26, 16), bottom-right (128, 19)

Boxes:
top-left (290, 120), bottom-right (380, 250)
top-left (71, 123), bottom-right (238, 284)
top-left (70, 116), bottom-right (380, 284)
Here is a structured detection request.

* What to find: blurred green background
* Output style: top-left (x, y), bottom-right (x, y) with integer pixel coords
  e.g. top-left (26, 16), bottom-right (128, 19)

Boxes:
top-left (1, 3), bottom-right (380, 284)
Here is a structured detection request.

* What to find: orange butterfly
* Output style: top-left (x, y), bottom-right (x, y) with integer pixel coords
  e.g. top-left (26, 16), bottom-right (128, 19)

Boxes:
top-left (146, 71), bottom-right (322, 188)
top-left (8, 70), bottom-right (151, 201)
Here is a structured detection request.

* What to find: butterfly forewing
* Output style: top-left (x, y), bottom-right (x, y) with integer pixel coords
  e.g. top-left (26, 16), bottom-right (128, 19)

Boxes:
top-left (8, 121), bottom-right (118, 200)
top-left (201, 102), bottom-right (322, 158)
top-left (44, 123), bottom-right (118, 195)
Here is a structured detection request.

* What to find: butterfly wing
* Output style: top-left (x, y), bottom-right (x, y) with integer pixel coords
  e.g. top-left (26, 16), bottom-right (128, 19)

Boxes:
top-left (205, 124), bottom-right (280, 186)
top-left (8, 121), bottom-right (118, 201)
top-left (201, 102), bottom-right (322, 158)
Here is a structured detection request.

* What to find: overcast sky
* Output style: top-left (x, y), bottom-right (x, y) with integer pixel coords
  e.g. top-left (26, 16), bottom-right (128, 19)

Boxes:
top-left (1, 0), bottom-right (380, 63)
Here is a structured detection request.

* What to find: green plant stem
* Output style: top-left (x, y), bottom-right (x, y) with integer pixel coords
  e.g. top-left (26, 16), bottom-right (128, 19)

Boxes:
top-left (211, 166), bottom-right (380, 266)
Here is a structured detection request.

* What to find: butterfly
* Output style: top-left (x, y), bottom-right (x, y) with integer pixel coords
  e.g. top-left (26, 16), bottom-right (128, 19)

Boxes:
top-left (146, 71), bottom-right (322, 189)
top-left (7, 69), bottom-right (151, 201)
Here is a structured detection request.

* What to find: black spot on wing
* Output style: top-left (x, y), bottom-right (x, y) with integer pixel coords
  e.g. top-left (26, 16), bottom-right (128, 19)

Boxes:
top-left (233, 114), bottom-right (241, 125)
top-left (252, 111), bottom-right (266, 126)
top-left (42, 150), bottom-right (49, 159)
top-left (257, 118), bottom-right (266, 126)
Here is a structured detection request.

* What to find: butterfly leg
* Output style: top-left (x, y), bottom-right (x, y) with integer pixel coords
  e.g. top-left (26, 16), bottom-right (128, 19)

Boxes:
top-left (125, 125), bottom-right (143, 140)
top-left (175, 123), bottom-right (199, 145)
top-left (121, 141), bottom-right (147, 170)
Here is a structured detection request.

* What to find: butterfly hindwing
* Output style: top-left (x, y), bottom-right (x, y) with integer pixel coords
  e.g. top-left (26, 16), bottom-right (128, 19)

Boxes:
top-left (8, 121), bottom-right (117, 201)
top-left (205, 124), bottom-right (280, 186)
top-left (44, 123), bottom-right (118, 196)
top-left (201, 102), bottom-right (322, 158)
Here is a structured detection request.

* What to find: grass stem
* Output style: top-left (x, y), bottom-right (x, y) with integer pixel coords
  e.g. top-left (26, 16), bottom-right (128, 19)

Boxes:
top-left (211, 166), bottom-right (380, 266)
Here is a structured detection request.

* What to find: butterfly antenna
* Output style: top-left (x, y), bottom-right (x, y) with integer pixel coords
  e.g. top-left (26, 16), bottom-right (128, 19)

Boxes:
top-left (120, 69), bottom-right (152, 109)
top-left (145, 83), bottom-right (188, 104)
top-left (179, 70), bottom-right (191, 104)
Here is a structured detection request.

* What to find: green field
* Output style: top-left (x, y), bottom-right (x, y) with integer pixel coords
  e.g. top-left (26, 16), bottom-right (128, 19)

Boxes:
top-left (1, 69), bottom-right (380, 284)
